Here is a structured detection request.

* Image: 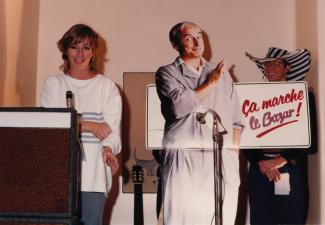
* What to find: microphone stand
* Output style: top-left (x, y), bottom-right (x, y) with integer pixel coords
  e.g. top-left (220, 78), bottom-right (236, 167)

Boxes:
top-left (197, 110), bottom-right (227, 225)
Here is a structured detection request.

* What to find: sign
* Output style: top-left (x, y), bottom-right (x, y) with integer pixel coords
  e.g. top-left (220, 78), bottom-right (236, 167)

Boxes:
top-left (236, 82), bottom-right (311, 148)
top-left (146, 84), bottom-right (165, 150)
top-left (146, 82), bottom-right (311, 149)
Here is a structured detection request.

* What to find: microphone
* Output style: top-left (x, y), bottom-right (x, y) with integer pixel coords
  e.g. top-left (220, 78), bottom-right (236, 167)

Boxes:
top-left (197, 109), bottom-right (227, 225)
top-left (196, 109), bottom-right (219, 124)
top-left (66, 90), bottom-right (82, 142)
top-left (196, 109), bottom-right (228, 135)
top-left (66, 91), bottom-right (73, 108)
top-left (196, 112), bottom-right (207, 124)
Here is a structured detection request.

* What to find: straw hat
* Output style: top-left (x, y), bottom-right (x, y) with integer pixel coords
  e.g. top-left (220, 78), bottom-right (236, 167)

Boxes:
top-left (245, 47), bottom-right (311, 81)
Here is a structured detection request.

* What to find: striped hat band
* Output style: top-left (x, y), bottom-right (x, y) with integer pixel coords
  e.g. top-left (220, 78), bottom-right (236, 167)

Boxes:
top-left (245, 47), bottom-right (311, 81)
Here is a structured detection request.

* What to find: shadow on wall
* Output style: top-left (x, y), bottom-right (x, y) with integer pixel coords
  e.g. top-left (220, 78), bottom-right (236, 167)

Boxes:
top-left (296, 0), bottom-right (318, 87)
top-left (202, 30), bottom-right (240, 83)
top-left (91, 33), bottom-right (116, 225)
top-left (295, 0), bottom-right (320, 224)
top-left (103, 154), bottom-right (122, 225)
top-left (96, 35), bottom-right (108, 75)
top-left (103, 84), bottom-right (122, 225)
top-left (15, 0), bottom-right (39, 106)
top-left (0, 0), bottom-right (6, 106)
top-left (202, 31), bottom-right (212, 61)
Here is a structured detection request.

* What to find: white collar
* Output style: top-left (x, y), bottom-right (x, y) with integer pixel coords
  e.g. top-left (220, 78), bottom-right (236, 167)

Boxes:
top-left (175, 57), bottom-right (206, 77)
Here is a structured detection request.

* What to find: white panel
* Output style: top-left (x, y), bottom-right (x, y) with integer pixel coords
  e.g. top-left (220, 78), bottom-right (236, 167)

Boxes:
top-left (0, 111), bottom-right (71, 128)
top-left (146, 82), bottom-right (311, 149)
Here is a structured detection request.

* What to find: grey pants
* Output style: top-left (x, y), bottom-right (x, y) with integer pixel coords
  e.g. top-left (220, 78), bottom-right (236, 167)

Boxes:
top-left (81, 192), bottom-right (106, 225)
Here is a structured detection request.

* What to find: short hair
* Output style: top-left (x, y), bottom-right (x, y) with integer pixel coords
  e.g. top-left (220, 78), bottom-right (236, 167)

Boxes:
top-left (57, 24), bottom-right (99, 74)
top-left (169, 21), bottom-right (197, 50)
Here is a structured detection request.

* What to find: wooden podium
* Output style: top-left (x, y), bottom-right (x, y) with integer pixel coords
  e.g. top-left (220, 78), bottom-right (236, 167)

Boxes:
top-left (0, 108), bottom-right (80, 225)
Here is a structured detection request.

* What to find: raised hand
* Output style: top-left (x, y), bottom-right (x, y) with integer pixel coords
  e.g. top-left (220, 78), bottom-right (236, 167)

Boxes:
top-left (207, 59), bottom-right (226, 85)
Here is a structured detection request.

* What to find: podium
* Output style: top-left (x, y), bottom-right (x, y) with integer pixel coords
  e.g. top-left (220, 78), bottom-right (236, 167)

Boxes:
top-left (0, 108), bottom-right (80, 225)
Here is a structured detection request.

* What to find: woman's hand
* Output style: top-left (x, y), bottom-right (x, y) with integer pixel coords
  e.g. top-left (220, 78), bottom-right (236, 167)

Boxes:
top-left (81, 121), bottom-right (112, 140)
top-left (102, 146), bottom-right (119, 174)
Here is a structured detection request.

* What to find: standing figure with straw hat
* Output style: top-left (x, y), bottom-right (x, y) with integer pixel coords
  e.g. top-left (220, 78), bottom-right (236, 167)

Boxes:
top-left (244, 47), bottom-right (317, 225)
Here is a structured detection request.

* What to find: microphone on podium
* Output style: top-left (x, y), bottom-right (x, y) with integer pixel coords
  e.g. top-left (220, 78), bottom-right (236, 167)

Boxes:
top-left (66, 90), bottom-right (81, 123)
top-left (66, 91), bottom-right (83, 151)
top-left (66, 91), bottom-right (73, 109)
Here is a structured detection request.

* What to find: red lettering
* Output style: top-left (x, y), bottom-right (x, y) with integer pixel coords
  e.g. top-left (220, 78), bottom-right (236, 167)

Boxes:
top-left (298, 90), bottom-right (304, 100)
top-left (262, 88), bottom-right (304, 109)
top-left (242, 99), bottom-right (260, 117)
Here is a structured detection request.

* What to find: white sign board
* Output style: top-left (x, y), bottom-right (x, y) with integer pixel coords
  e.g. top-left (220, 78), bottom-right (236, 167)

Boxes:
top-left (146, 85), bottom-right (165, 149)
top-left (146, 82), bottom-right (311, 150)
top-left (0, 111), bottom-right (71, 128)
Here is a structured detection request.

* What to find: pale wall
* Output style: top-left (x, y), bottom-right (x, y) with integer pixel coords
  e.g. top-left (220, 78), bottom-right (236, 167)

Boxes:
top-left (0, 0), bottom-right (5, 105)
top-left (36, 0), bottom-right (297, 94)
top-left (296, 0), bottom-right (322, 224)
top-left (1, 0), bottom-right (38, 106)
top-left (315, 0), bottom-right (325, 224)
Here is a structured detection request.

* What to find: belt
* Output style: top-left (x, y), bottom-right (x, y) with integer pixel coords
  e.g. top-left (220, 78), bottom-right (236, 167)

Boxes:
top-left (263, 153), bottom-right (280, 158)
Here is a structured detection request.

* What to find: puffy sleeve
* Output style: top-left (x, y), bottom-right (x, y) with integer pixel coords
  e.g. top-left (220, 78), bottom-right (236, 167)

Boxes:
top-left (225, 72), bottom-right (245, 131)
top-left (155, 66), bottom-right (200, 120)
top-left (101, 80), bottom-right (122, 155)
top-left (39, 76), bottom-right (62, 107)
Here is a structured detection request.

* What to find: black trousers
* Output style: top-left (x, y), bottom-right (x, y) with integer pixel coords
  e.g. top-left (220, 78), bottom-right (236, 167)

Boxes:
top-left (248, 162), bottom-right (306, 225)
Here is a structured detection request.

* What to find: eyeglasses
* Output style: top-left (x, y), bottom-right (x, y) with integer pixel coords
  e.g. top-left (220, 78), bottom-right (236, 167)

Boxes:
top-left (264, 60), bottom-right (285, 67)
